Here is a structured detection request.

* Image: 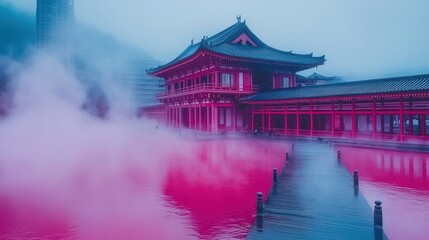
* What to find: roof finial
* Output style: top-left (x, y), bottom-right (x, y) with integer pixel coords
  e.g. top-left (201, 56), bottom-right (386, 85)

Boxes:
top-left (236, 15), bottom-right (242, 23)
top-left (191, 39), bottom-right (194, 45)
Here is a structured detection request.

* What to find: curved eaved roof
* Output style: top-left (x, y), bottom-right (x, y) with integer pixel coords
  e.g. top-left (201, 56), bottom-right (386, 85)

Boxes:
top-left (240, 74), bottom-right (429, 102)
top-left (148, 20), bottom-right (325, 75)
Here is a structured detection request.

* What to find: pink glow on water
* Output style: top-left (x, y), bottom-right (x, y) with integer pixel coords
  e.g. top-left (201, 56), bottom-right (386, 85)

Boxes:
top-left (338, 146), bottom-right (429, 240)
top-left (164, 140), bottom-right (289, 239)
top-left (0, 137), bottom-right (288, 239)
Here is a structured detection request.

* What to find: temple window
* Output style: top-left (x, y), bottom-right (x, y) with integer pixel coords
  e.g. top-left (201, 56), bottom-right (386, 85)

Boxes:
top-left (283, 77), bottom-right (290, 88)
top-left (201, 75), bottom-right (208, 84)
top-left (220, 73), bottom-right (235, 87)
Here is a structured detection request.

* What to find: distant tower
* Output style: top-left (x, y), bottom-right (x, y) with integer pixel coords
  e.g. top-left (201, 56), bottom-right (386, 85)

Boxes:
top-left (36, 0), bottom-right (74, 64)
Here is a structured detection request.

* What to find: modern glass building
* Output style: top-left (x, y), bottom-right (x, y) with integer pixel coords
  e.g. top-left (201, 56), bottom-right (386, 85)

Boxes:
top-left (123, 60), bottom-right (164, 108)
top-left (36, 0), bottom-right (74, 63)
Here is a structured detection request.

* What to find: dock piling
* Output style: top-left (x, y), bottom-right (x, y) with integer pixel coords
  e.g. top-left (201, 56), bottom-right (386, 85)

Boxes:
top-left (353, 170), bottom-right (359, 187)
top-left (256, 192), bottom-right (264, 229)
top-left (374, 200), bottom-right (383, 229)
top-left (273, 169), bottom-right (278, 183)
top-left (286, 152), bottom-right (289, 161)
top-left (337, 150), bottom-right (341, 160)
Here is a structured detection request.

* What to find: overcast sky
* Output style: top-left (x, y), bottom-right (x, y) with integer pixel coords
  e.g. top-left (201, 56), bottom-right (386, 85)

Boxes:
top-left (8, 0), bottom-right (429, 80)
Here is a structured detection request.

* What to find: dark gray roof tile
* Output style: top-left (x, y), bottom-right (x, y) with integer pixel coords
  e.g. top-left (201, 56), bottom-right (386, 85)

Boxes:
top-left (240, 74), bottom-right (429, 102)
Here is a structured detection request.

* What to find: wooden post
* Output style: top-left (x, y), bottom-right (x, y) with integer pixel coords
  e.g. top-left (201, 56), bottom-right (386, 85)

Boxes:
top-left (262, 106), bottom-right (265, 132)
top-left (400, 97), bottom-right (404, 142)
top-left (352, 100), bottom-right (356, 138)
top-left (188, 105), bottom-right (192, 129)
top-left (214, 104), bottom-right (218, 132)
top-left (284, 104), bottom-right (288, 135)
top-left (251, 112), bottom-right (255, 132)
top-left (199, 105), bottom-right (202, 131)
top-left (374, 200), bottom-right (383, 229)
top-left (233, 106), bottom-right (237, 131)
top-left (372, 99), bottom-right (377, 139)
top-left (207, 106), bottom-right (210, 132)
top-left (179, 107), bottom-right (181, 128)
top-left (194, 107), bottom-right (197, 130)
top-left (273, 169), bottom-right (278, 183)
top-left (296, 102), bottom-right (300, 136)
top-left (331, 101), bottom-right (335, 137)
top-left (310, 102), bottom-right (314, 136)
top-left (353, 170), bottom-right (359, 187)
top-left (256, 192), bottom-right (264, 229)
top-left (211, 104), bottom-right (215, 132)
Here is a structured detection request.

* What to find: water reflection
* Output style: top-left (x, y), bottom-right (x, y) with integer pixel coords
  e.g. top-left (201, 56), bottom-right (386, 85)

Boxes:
top-left (0, 139), bottom-right (288, 240)
top-left (164, 139), bottom-right (289, 239)
top-left (338, 146), bottom-right (429, 240)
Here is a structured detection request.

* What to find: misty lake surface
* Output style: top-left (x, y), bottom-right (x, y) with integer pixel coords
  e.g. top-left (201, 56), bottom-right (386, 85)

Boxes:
top-left (0, 138), bottom-right (428, 239)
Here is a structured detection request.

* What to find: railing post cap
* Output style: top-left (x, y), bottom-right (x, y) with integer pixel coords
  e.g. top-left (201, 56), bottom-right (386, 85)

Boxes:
top-left (375, 200), bottom-right (382, 206)
top-left (273, 168), bottom-right (277, 172)
top-left (257, 192), bottom-right (263, 197)
top-left (354, 170), bottom-right (358, 174)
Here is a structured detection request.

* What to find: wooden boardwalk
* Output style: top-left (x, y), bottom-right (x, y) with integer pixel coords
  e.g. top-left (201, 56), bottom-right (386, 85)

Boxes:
top-left (247, 141), bottom-right (388, 240)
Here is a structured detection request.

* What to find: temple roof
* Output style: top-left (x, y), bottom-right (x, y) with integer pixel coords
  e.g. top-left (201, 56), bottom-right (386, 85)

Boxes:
top-left (240, 74), bottom-right (429, 102)
top-left (306, 73), bottom-right (336, 81)
top-left (148, 19), bottom-right (325, 75)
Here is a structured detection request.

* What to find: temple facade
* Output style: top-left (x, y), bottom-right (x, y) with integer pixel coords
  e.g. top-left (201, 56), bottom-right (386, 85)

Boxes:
top-left (147, 17), bottom-right (325, 132)
top-left (144, 18), bottom-right (429, 142)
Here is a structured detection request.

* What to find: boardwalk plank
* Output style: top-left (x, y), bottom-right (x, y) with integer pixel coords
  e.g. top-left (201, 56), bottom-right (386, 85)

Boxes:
top-left (246, 142), bottom-right (388, 240)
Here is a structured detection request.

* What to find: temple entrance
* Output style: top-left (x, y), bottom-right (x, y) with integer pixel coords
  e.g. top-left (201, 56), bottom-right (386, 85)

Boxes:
top-left (252, 70), bottom-right (273, 91)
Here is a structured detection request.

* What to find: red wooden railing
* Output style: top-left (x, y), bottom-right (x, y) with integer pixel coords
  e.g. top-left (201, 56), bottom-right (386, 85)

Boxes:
top-left (157, 83), bottom-right (259, 98)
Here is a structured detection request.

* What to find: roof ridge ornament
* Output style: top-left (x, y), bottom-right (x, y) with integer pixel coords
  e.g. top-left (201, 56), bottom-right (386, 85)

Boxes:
top-left (236, 15), bottom-right (242, 23)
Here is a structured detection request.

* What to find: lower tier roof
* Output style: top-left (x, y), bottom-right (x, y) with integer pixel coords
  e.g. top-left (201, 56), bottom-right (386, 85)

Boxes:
top-left (240, 74), bottom-right (429, 102)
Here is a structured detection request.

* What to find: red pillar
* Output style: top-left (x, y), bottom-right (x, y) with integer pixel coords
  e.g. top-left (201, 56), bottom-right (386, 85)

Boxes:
top-left (262, 106), bottom-right (265, 131)
top-left (422, 115), bottom-right (426, 137)
top-left (251, 109), bottom-right (254, 131)
top-left (372, 99), bottom-right (377, 139)
top-left (331, 101), bottom-right (335, 137)
top-left (194, 107), bottom-right (197, 130)
top-left (400, 97), bottom-right (404, 142)
top-left (188, 105), bottom-right (192, 129)
top-left (268, 106), bottom-right (271, 131)
top-left (199, 105), bottom-right (202, 131)
top-left (214, 105), bottom-right (218, 132)
top-left (166, 107), bottom-right (170, 126)
top-left (207, 106), bottom-right (210, 132)
top-left (352, 100), bottom-right (356, 138)
top-left (212, 104), bottom-right (215, 132)
top-left (233, 107), bottom-right (237, 131)
top-left (409, 114), bottom-right (413, 136)
top-left (179, 107), bottom-right (182, 128)
top-left (390, 114), bottom-right (394, 134)
top-left (310, 102), bottom-right (314, 136)
top-left (296, 102), bottom-right (300, 136)
top-left (173, 106), bottom-right (179, 128)
top-left (284, 104), bottom-right (288, 134)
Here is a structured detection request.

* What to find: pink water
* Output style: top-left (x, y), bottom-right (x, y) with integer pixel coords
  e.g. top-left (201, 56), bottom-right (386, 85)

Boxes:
top-left (0, 139), bottom-right (289, 240)
top-left (338, 146), bottom-right (429, 240)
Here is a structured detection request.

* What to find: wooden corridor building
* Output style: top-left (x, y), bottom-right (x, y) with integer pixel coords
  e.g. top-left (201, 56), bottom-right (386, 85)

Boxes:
top-left (142, 18), bottom-right (429, 143)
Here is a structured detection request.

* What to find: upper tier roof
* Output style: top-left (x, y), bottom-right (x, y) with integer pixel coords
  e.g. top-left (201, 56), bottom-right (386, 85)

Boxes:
top-left (240, 74), bottom-right (429, 102)
top-left (148, 19), bottom-right (326, 75)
